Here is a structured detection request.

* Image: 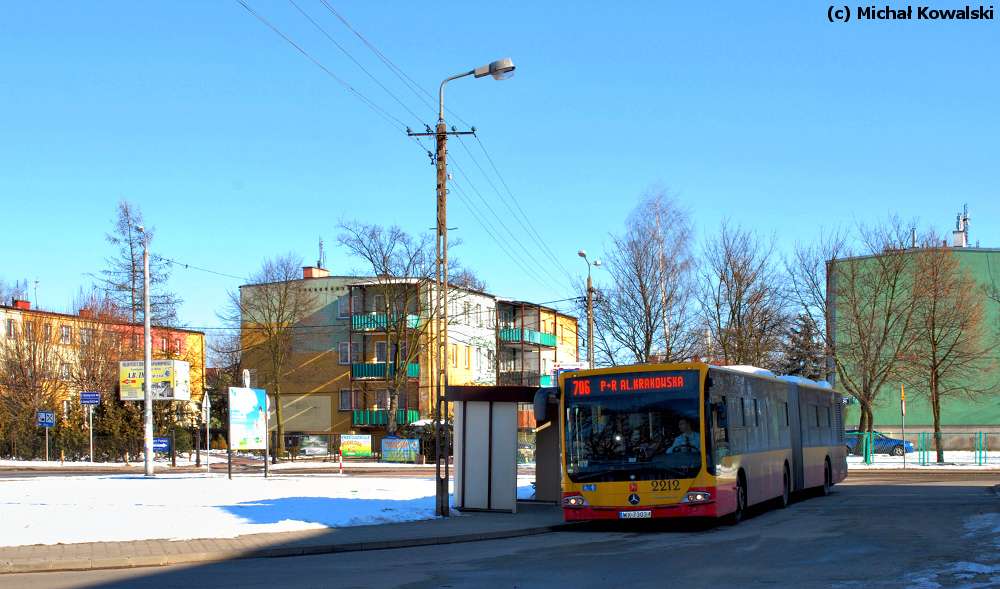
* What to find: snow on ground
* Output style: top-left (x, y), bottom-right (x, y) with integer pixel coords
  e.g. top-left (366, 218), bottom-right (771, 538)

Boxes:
top-left (0, 472), bottom-right (540, 547)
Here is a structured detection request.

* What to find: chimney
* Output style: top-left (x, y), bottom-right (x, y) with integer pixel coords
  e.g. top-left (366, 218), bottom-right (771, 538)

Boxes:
top-left (953, 230), bottom-right (967, 248)
top-left (302, 266), bottom-right (330, 279)
top-left (12, 300), bottom-right (30, 310)
top-left (79, 309), bottom-right (94, 318)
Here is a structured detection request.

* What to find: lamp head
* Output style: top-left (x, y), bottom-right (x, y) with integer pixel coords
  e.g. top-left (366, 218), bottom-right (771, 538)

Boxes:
top-left (594, 260), bottom-right (602, 267)
top-left (135, 225), bottom-right (144, 233)
top-left (474, 58), bottom-right (515, 80)
top-left (578, 250), bottom-right (587, 258)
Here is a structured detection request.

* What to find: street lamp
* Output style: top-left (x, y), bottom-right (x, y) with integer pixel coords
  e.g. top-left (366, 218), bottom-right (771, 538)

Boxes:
top-left (578, 250), bottom-right (601, 368)
top-left (415, 58), bottom-right (514, 519)
top-left (136, 225), bottom-right (154, 477)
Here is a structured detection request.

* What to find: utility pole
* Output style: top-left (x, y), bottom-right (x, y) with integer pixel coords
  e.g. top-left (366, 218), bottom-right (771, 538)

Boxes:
top-left (136, 225), bottom-right (154, 477)
top-left (408, 58), bottom-right (515, 517)
top-left (578, 251), bottom-right (601, 368)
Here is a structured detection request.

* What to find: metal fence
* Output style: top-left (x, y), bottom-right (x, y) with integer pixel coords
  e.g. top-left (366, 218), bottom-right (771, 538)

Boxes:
top-left (848, 431), bottom-right (1000, 466)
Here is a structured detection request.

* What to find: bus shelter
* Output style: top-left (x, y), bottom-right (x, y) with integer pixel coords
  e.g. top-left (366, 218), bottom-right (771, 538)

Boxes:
top-left (445, 385), bottom-right (561, 512)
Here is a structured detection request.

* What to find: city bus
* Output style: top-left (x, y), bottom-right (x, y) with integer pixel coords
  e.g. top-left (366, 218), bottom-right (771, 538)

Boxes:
top-left (553, 363), bottom-right (846, 522)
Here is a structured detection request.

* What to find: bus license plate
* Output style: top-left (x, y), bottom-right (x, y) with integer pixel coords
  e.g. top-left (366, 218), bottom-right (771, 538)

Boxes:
top-left (620, 510), bottom-right (652, 519)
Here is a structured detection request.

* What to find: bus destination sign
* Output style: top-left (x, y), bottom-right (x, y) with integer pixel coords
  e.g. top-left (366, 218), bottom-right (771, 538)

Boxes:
top-left (565, 370), bottom-right (699, 397)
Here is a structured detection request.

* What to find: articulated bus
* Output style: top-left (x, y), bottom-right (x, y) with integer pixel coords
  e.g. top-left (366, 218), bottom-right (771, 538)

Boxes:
top-left (556, 363), bottom-right (847, 522)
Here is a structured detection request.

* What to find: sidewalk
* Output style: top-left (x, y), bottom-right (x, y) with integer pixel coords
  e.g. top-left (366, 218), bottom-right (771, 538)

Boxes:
top-left (0, 501), bottom-right (569, 574)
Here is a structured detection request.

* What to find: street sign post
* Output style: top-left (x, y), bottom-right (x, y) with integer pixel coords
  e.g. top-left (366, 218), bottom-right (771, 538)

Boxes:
top-left (202, 394), bottom-right (211, 470)
top-left (36, 411), bottom-right (55, 462)
top-left (153, 437), bottom-right (170, 452)
top-left (81, 392), bottom-right (100, 463)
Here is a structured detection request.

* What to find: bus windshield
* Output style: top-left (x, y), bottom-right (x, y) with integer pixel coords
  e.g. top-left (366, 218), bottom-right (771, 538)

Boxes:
top-left (565, 391), bottom-right (702, 482)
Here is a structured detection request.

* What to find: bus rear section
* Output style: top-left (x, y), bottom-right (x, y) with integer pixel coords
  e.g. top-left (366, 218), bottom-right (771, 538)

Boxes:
top-left (558, 364), bottom-right (846, 522)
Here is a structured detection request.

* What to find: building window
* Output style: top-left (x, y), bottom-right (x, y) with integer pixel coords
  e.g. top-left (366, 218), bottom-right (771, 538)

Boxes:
top-left (374, 294), bottom-right (385, 312)
top-left (476, 304), bottom-right (482, 327)
top-left (173, 339), bottom-right (181, 354)
top-left (61, 364), bottom-right (71, 381)
top-left (339, 342), bottom-right (359, 364)
top-left (44, 323), bottom-right (52, 341)
top-left (464, 346), bottom-right (471, 369)
top-left (339, 389), bottom-right (353, 411)
top-left (375, 389), bottom-right (388, 410)
top-left (353, 389), bottom-right (364, 410)
top-left (475, 347), bottom-right (481, 370)
top-left (5, 319), bottom-right (14, 338)
top-left (375, 341), bottom-right (387, 363)
top-left (451, 344), bottom-right (458, 368)
top-left (397, 392), bottom-right (408, 411)
top-left (160, 336), bottom-right (167, 351)
top-left (81, 328), bottom-right (95, 346)
top-left (24, 322), bottom-right (34, 340)
top-left (338, 295), bottom-right (360, 318)
top-left (60, 325), bottom-right (72, 345)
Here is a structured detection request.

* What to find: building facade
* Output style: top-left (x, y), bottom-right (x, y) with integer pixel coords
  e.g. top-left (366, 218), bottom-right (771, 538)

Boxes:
top-left (239, 266), bottom-right (579, 451)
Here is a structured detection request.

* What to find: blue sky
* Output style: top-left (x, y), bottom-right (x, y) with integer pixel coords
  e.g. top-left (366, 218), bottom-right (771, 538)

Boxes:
top-left (1, 1), bottom-right (997, 331)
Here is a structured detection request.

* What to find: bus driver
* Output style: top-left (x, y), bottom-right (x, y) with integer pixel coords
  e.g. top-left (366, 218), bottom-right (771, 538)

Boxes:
top-left (668, 417), bottom-right (700, 453)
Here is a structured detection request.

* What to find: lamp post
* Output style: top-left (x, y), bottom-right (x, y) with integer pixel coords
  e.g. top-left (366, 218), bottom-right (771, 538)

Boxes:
top-left (578, 250), bottom-right (601, 368)
top-left (136, 225), bottom-right (154, 477)
top-left (411, 58), bottom-right (515, 518)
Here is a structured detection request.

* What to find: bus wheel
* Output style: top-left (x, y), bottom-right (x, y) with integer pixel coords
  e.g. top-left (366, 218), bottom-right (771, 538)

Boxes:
top-left (729, 473), bottom-right (747, 525)
top-left (779, 464), bottom-right (790, 509)
top-left (820, 461), bottom-right (831, 497)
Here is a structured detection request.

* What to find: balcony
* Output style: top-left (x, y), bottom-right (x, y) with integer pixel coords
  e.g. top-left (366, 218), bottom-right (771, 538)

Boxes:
top-left (352, 314), bottom-right (420, 331)
top-left (352, 410), bottom-right (421, 426)
top-left (351, 362), bottom-right (420, 379)
top-left (499, 328), bottom-right (557, 348)
top-left (498, 371), bottom-right (552, 387)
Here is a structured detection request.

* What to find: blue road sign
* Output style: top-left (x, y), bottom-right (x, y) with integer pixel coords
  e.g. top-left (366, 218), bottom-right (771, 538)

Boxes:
top-left (80, 391), bottom-right (100, 406)
top-left (153, 437), bottom-right (170, 452)
top-left (36, 411), bottom-right (55, 428)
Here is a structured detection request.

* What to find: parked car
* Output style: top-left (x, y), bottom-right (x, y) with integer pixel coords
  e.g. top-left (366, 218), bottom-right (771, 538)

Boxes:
top-left (845, 430), bottom-right (914, 456)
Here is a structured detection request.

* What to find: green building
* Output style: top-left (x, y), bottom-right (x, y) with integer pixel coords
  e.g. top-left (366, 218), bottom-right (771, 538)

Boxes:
top-left (830, 230), bottom-right (1000, 434)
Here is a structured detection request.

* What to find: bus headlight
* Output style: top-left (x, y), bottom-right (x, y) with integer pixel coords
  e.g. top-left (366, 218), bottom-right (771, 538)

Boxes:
top-left (563, 495), bottom-right (591, 507)
top-left (682, 492), bottom-right (711, 503)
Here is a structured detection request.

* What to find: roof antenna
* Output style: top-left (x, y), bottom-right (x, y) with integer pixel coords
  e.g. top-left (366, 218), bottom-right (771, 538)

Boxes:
top-left (318, 237), bottom-right (326, 270)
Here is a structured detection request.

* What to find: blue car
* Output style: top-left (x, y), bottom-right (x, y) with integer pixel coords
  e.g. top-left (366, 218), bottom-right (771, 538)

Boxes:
top-left (845, 430), bottom-right (914, 456)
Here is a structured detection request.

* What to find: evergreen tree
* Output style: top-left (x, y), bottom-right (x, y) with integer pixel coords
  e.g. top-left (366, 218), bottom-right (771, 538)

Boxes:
top-left (778, 314), bottom-right (826, 380)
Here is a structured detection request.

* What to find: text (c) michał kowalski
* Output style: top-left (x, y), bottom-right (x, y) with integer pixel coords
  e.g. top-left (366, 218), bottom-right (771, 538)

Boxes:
top-left (853, 6), bottom-right (994, 19)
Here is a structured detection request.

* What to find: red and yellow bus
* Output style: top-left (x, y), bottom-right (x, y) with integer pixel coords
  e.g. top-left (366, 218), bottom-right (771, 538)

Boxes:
top-left (556, 363), bottom-right (847, 522)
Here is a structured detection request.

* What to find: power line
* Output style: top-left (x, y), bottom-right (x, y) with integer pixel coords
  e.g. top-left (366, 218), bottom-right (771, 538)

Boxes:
top-left (288, 0), bottom-right (424, 125)
top-left (154, 256), bottom-right (246, 281)
top-left (449, 176), bottom-right (565, 299)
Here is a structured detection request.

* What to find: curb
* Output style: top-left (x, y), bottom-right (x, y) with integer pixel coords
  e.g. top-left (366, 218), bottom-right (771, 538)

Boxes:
top-left (847, 469), bottom-right (1000, 477)
top-left (1, 523), bottom-right (577, 575)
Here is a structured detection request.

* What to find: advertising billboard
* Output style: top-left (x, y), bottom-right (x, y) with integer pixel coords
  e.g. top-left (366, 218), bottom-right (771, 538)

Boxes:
top-left (119, 360), bottom-right (191, 401)
top-left (381, 439), bottom-right (420, 462)
top-left (229, 387), bottom-right (267, 450)
top-left (341, 434), bottom-right (372, 458)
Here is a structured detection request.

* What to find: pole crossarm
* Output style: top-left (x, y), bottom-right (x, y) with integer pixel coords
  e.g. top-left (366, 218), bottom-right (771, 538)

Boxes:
top-left (407, 131), bottom-right (476, 137)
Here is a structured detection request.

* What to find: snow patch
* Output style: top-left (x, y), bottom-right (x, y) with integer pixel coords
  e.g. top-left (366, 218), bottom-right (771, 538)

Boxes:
top-left (719, 365), bottom-right (776, 378)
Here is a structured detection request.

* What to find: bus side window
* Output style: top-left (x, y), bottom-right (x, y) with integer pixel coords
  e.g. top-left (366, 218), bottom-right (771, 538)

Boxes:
top-left (713, 396), bottom-right (730, 458)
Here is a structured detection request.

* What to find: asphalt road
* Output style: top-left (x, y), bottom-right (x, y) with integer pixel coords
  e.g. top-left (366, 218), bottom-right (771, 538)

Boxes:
top-left (6, 474), bottom-right (1000, 589)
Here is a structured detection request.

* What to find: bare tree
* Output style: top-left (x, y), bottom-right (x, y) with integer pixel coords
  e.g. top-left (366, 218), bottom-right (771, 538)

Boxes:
top-left (337, 221), bottom-right (438, 436)
top-left (699, 219), bottom-right (789, 369)
top-left (219, 253), bottom-right (317, 455)
top-left (579, 188), bottom-right (699, 366)
top-left (785, 226), bottom-right (849, 381)
top-left (904, 238), bottom-right (999, 461)
top-left (827, 217), bottom-right (918, 433)
top-left (98, 198), bottom-right (183, 343)
top-left (0, 314), bottom-right (61, 437)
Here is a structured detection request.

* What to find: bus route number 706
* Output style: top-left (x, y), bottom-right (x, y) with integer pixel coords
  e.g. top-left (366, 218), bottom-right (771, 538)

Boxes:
top-left (572, 380), bottom-right (591, 396)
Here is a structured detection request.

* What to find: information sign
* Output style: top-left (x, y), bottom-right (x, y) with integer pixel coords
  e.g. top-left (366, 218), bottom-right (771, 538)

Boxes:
top-left (36, 411), bottom-right (55, 428)
top-left (153, 437), bottom-right (170, 451)
top-left (80, 391), bottom-right (100, 406)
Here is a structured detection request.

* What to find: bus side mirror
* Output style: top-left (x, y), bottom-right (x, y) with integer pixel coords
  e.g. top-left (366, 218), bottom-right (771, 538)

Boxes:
top-left (534, 387), bottom-right (559, 422)
top-left (713, 402), bottom-right (728, 428)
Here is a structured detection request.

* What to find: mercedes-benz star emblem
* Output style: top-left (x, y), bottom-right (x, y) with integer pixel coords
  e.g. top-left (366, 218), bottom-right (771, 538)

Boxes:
top-left (628, 493), bottom-right (640, 505)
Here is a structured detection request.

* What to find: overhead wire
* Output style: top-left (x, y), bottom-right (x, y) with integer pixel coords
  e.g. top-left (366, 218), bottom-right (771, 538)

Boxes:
top-left (235, 0), bottom-right (428, 153)
top-left (455, 136), bottom-right (574, 282)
